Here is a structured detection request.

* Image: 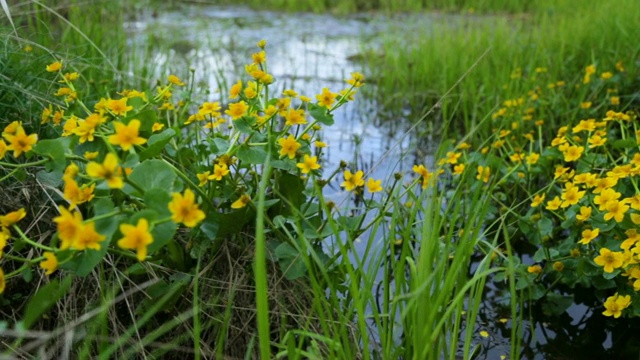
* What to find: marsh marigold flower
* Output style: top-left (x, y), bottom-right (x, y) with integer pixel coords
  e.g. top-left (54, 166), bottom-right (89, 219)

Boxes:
top-left (0, 208), bottom-right (26, 228)
top-left (107, 98), bottom-right (133, 116)
top-left (0, 268), bottom-right (5, 294)
top-left (231, 194), bottom-right (251, 209)
top-left (108, 120), bottom-right (147, 151)
top-left (208, 163), bottom-right (230, 181)
top-left (169, 189), bottom-right (206, 227)
top-left (578, 228), bottom-right (600, 245)
top-left (118, 218), bottom-right (154, 261)
top-left (86, 153), bottom-right (124, 189)
top-left (316, 87), bottom-right (337, 108)
top-left (341, 170), bottom-right (365, 192)
top-left (0, 140), bottom-right (6, 159)
top-left (225, 101), bottom-right (249, 120)
top-left (46, 61), bottom-right (62, 72)
top-left (296, 155), bottom-right (321, 174)
top-left (74, 222), bottom-right (106, 251)
top-left (40, 252), bottom-right (58, 275)
top-left (284, 108), bottom-right (307, 126)
top-left (594, 248), bottom-right (624, 273)
top-left (476, 166), bottom-right (490, 183)
top-left (53, 207), bottom-right (84, 249)
top-left (366, 178), bottom-right (383, 193)
top-left (527, 264), bottom-right (542, 274)
top-left (603, 293), bottom-right (631, 318)
top-left (4, 126), bottom-right (37, 158)
top-left (277, 135), bottom-right (300, 159)
top-left (168, 74), bottom-right (185, 86)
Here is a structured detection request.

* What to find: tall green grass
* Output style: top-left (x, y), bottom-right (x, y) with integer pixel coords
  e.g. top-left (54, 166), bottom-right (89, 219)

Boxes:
top-left (366, 0), bottom-right (640, 137)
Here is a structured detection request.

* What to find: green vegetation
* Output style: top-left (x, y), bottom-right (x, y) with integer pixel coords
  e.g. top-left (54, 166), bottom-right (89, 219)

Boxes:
top-left (1, 0), bottom-right (639, 359)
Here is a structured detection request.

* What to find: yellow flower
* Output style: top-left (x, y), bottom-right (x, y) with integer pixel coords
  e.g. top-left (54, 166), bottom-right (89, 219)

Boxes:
top-left (576, 206), bottom-right (592, 222)
top-left (315, 140), bottom-right (327, 148)
top-left (229, 80), bottom-right (242, 99)
top-left (86, 153), bottom-right (124, 189)
top-left (73, 113), bottom-right (106, 143)
top-left (316, 87), bottom-right (337, 108)
top-left (208, 163), bottom-right (230, 181)
top-left (562, 145), bottom-right (584, 162)
top-left (0, 139), bottom-right (6, 159)
top-left (282, 89), bottom-right (298, 97)
top-left (40, 252), bottom-right (58, 275)
top-left (0, 208), bottom-right (26, 228)
top-left (108, 120), bottom-right (147, 151)
top-left (553, 261), bottom-right (564, 272)
top-left (107, 98), bottom-right (133, 116)
top-left (46, 61), bottom-right (62, 72)
top-left (73, 221), bottom-right (106, 251)
top-left (168, 74), bottom-right (185, 86)
top-left (168, 189), bottom-right (206, 227)
top-left (284, 108), bottom-right (307, 126)
top-left (525, 153), bottom-right (539, 165)
top-left (0, 227), bottom-right (9, 259)
top-left (578, 228), bottom-right (600, 245)
top-left (610, 96), bottom-right (620, 105)
top-left (296, 155), bottom-right (321, 174)
top-left (604, 200), bottom-right (629, 223)
top-left (197, 171), bottom-right (210, 187)
top-left (445, 151), bottom-right (461, 164)
top-left (527, 264), bottom-right (542, 274)
top-left (346, 72), bottom-right (365, 87)
top-left (545, 196), bottom-right (562, 211)
top-left (588, 135), bottom-right (607, 148)
top-left (341, 170), bottom-right (365, 192)
top-left (53, 207), bottom-right (84, 250)
top-left (560, 186), bottom-right (585, 208)
top-left (366, 178), bottom-right (383, 193)
top-left (531, 194), bottom-right (545, 207)
top-left (225, 101), bottom-right (249, 120)
top-left (0, 268), bottom-right (5, 294)
top-left (118, 218), bottom-right (154, 261)
top-left (476, 166), bottom-right (490, 183)
top-left (580, 101), bottom-right (592, 109)
top-left (231, 194), bottom-right (251, 209)
top-left (594, 248), bottom-right (624, 273)
top-left (62, 176), bottom-right (95, 207)
top-left (4, 126), bottom-right (37, 158)
top-left (603, 293), bottom-right (631, 318)
top-left (277, 135), bottom-right (301, 159)
top-left (84, 151), bottom-right (99, 160)
top-left (252, 51), bottom-right (266, 64)
top-left (453, 163), bottom-right (465, 175)
top-left (413, 164), bottom-right (432, 189)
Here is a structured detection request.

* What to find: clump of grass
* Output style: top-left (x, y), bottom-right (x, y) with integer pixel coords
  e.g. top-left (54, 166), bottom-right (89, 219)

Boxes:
top-left (365, 0), bottom-right (640, 138)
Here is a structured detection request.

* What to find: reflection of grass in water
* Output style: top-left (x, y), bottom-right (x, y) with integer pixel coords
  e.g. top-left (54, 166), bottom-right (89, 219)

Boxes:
top-left (364, 0), bottom-right (640, 138)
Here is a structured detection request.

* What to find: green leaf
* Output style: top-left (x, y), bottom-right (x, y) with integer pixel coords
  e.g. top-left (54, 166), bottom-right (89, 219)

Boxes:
top-left (612, 137), bottom-right (636, 149)
top-left (126, 109), bottom-right (157, 132)
top-left (533, 248), bottom-right (559, 262)
top-left (139, 128), bottom-right (176, 161)
top-left (275, 242), bottom-right (307, 280)
top-left (36, 169), bottom-right (63, 188)
top-left (144, 188), bottom-right (172, 216)
top-left (308, 103), bottom-right (334, 126)
top-left (237, 144), bottom-right (267, 164)
top-left (233, 116), bottom-right (257, 134)
top-left (32, 137), bottom-right (68, 173)
top-left (126, 159), bottom-right (177, 196)
top-left (272, 159), bottom-right (297, 173)
top-left (23, 276), bottom-right (72, 329)
top-left (543, 293), bottom-right (573, 316)
top-left (275, 173), bottom-right (306, 216)
top-left (211, 138), bottom-right (230, 154)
